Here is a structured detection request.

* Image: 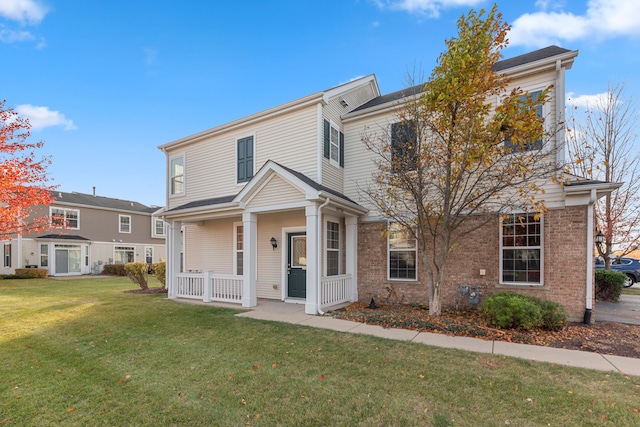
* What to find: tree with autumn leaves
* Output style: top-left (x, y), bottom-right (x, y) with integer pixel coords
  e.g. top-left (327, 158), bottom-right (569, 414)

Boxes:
top-left (362, 6), bottom-right (564, 315)
top-left (0, 100), bottom-right (54, 238)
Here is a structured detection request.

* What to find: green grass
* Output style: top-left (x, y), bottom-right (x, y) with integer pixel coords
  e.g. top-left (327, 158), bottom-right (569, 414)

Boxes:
top-left (1, 278), bottom-right (639, 426)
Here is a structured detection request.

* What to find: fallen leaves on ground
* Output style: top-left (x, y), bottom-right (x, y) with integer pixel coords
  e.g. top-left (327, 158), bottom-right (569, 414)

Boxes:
top-left (331, 302), bottom-right (640, 359)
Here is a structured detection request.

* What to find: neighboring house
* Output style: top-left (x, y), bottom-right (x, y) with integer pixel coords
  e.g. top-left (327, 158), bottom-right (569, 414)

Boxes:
top-left (0, 191), bottom-right (166, 276)
top-left (159, 46), bottom-right (618, 321)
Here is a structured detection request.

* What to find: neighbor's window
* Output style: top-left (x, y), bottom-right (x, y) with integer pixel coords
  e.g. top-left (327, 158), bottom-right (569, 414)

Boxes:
top-left (51, 207), bottom-right (80, 229)
top-left (154, 218), bottom-right (165, 236)
top-left (234, 223), bottom-right (243, 275)
top-left (388, 223), bottom-right (417, 280)
top-left (326, 221), bottom-right (340, 276)
top-left (390, 121), bottom-right (417, 172)
top-left (170, 155), bottom-right (185, 195)
top-left (114, 246), bottom-right (135, 264)
top-left (501, 213), bottom-right (543, 285)
top-left (505, 90), bottom-right (543, 152)
top-left (40, 244), bottom-right (48, 267)
top-left (3, 244), bottom-right (11, 268)
top-left (119, 215), bottom-right (131, 233)
top-left (145, 246), bottom-right (153, 265)
top-left (237, 136), bottom-right (254, 184)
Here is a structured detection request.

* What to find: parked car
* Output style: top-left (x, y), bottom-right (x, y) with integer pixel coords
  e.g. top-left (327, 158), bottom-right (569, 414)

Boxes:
top-left (595, 257), bottom-right (640, 288)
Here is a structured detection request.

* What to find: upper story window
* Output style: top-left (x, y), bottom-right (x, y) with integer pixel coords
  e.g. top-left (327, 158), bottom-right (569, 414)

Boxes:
top-left (153, 218), bottom-right (165, 237)
top-left (500, 213), bottom-right (543, 285)
top-left (170, 155), bottom-right (185, 196)
top-left (51, 207), bottom-right (79, 229)
top-left (323, 119), bottom-right (344, 167)
top-left (504, 90), bottom-right (543, 152)
top-left (390, 121), bottom-right (417, 172)
top-left (237, 136), bottom-right (254, 184)
top-left (388, 222), bottom-right (417, 281)
top-left (119, 215), bottom-right (131, 233)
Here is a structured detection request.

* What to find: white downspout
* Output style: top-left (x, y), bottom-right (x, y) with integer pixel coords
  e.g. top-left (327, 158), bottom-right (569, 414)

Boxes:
top-left (585, 188), bottom-right (597, 324)
top-left (316, 196), bottom-right (331, 315)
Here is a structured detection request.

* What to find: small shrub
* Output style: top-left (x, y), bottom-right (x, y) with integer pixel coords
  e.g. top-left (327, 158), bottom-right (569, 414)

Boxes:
top-left (538, 300), bottom-right (568, 331)
top-left (482, 292), bottom-right (542, 330)
top-left (102, 264), bottom-right (127, 276)
top-left (14, 268), bottom-right (48, 278)
top-left (152, 259), bottom-right (166, 286)
top-left (125, 261), bottom-right (149, 290)
top-left (595, 269), bottom-right (625, 301)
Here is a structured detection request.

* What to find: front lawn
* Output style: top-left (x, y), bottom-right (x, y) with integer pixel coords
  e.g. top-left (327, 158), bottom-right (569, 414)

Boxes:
top-left (1, 278), bottom-right (638, 426)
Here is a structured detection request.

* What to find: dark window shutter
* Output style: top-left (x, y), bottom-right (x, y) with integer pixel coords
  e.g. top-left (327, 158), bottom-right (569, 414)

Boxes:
top-left (339, 131), bottom-right (344, 167)
top-left (323, 119), bottom-right (330, 159)
top-left (237, 136), bottom-right (254, 183)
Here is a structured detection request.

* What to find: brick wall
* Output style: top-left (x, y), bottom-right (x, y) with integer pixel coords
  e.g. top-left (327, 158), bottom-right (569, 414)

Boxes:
top-left (357, 206), bottom-right (590, 321)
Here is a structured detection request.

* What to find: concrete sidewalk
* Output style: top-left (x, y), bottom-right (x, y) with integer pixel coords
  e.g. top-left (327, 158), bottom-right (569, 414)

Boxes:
top-left (235, 301), bottom-right (640, 378)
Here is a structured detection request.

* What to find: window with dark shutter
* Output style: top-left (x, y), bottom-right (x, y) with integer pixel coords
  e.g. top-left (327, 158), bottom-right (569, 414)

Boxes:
top-left (237, 136), bottom-right (254, 183)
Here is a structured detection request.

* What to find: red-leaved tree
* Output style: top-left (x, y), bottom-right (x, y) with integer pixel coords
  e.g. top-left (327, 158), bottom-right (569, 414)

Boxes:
top-left (0, 100), bottom-right (55, 238)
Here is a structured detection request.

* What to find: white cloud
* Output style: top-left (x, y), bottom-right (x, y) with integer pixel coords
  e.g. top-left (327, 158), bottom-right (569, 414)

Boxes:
top-left (509, 0), bottom-right (640, 48)
top-left (0, 26), bottom-right (34, 43)
top-left (15, 104), bottom-right (77, 131)
top-left (374, 0), bottom-right (484, 18)
top-left (566, 92), bottom-right (608, 108)
top-left (0, 0), bottom-right (48, 24)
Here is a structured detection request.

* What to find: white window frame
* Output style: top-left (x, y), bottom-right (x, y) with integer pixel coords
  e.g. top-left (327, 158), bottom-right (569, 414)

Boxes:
top-left (499, 213), bottom-right (544, 286)
top-left (152, 217), bottom-right (166, 238)
top-left (3, 243), bottom-right (11, 268)
top-left (40, 243), bottom-right (49, 267)
top-left (119, 215), bottom-right (131, 234)
top-left (169, 154), bottom-right (185, 197)
top-left (501, 86), bottom-right (548, 154)
top-left (233, 222), bottom-right (243, 276)
top-left (387, 222), bottom-right (418, 281)
top-left (325, 218), bottom-right (340, 276)
top-left (50, 207), bottom-right (80, 230)
top-left (145, 246), bottom-right (153, 266)
top-left (328, 120), bottom-right (340, 167)
top-left (114, 246), bottom-right (135, 264)
top-left (235, 133), bottom-right (256, 185)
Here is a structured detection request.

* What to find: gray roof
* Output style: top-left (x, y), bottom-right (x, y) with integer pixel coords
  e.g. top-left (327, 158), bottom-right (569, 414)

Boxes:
top-left (351, 45), bottom-right (573, 113)
top-left (52, 191), bottom-right (159, 214)
top-left (37, 234), bottom-right (90, 241)
top-left (167, 195), bottom-right (236, 212)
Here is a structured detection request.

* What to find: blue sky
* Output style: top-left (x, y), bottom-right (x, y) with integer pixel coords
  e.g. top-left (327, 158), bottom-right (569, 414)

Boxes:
top-left (2, 0), bottom-right (639, 207)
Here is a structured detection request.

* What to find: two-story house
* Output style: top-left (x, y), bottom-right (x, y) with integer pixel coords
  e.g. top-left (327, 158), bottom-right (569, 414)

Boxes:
top-left (159, 46), bottom-right (618, 321)
top-left (1, 191), bottom-right (166, 276)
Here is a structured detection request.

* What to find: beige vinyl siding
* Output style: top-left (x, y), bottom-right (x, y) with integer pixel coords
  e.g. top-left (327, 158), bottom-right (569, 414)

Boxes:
top-left (245, 175), bottom-right (306, 209)
top-left (166, 104), bottom-right (319, 210)
top-left (184, 218), bottom-right (237, 274)
top-left (256, 210), bottom-right (306, 299)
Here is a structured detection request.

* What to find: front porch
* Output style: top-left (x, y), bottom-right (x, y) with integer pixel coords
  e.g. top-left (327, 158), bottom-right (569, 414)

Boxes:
top-left (171, 271), bottom-right (354, 311)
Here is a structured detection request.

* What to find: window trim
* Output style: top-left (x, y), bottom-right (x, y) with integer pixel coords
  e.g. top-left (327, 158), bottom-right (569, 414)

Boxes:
top-left (325, 218), bottom-right (341, 276)
top-left (236, 134), bottom-right (255, 185)
top-left (503, 87), bottom-right (546, 153)
top-left (169, 154), bottom-right (185, 197)
top-left (233, 222), bottom-right (243, 276)
top-left (114, 245), bottom-right (135, 264)
top-left (499, 213), bottom-right (544, 286)
top-left (389, 120), bottom-right (417, 172)
top-left (3, 243), bottom-right (11, 268)
top-left (145, 246), bottom-right (153, 266)
top-left (328, 121), bottom-right (341, 168)
top-left (152, 217), bottom-right (166, 238)
top-left (387, 222), bottom-right (418, 281)
top-left (119, 214), bottom-right (131, 234)
top-left (50, 207), bottom-right (80, 230)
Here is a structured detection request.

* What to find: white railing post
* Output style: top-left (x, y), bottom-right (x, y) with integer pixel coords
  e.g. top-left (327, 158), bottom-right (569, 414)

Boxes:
top-left (203, 271), bottom-right (212, 302)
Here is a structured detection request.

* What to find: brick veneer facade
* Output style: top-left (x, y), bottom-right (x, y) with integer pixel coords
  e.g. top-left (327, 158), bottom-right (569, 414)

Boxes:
top-left (357, 205), bottom-right (590, 321)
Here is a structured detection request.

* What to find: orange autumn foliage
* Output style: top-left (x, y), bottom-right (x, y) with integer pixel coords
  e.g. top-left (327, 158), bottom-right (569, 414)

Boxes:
top-left (0, 100), bottom-right (55, 238)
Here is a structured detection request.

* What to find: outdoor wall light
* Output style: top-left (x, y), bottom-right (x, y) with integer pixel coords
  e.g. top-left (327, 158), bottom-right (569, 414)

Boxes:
top-left (595, 231), bottom-right (604, 245)
top-left (270, 237), bottom-right (277, 250)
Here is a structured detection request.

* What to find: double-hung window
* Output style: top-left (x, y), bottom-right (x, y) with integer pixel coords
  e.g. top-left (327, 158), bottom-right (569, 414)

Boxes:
top-left (234, 223), bottom-right (244, 275)
top-left (501, 213), bottom-right (543, 285)
top-left (3, 244), bottom-right (11, 268)
top-left (51, 207), bottom-right (79, 229)
top-left (323, 120), bottom-right (344, 167)
top-left (505, 90), bottom-right (543, 152)
top-left (388, 223), bottom-right (417, 280)
top-left (326, 221), bottom-right (340, 276)
top-left (390, 121), bottom-right (417, 172)
top-left (153, 218), bottom-right (165, 237)
top-left (119, 215), bottom-right (131, 233)
top-left (170, 155), bottom-right (185, 196)
top-left (237, 136), bottom-right (254, 184)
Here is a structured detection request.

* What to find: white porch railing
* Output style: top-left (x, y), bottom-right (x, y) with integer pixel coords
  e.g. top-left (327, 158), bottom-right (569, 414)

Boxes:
top-left (320, 274), bottom-right (352, 308)
top-left (176, 272), bottom-right (243, 304)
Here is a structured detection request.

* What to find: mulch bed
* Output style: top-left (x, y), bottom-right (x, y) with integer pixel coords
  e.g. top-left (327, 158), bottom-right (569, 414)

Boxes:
top-left (331, 302), bottom-right (640, 359)
top-left (124, 287), bottom-right (168, 294)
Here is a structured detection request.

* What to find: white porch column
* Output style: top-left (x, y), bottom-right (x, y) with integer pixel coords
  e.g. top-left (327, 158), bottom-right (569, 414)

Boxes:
top-left (305, 204), bottom-right (319, 314)
top-left (167, 220), bottom-right (182, 300)
top-left (242, 212), bottom-right (257, 307)
top-left (345, 215), bottom-right (358, 302)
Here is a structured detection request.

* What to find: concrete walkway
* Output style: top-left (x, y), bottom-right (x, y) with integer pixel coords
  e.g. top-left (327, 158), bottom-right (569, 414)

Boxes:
top-left (233, 300), bottom-right (640, 378)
